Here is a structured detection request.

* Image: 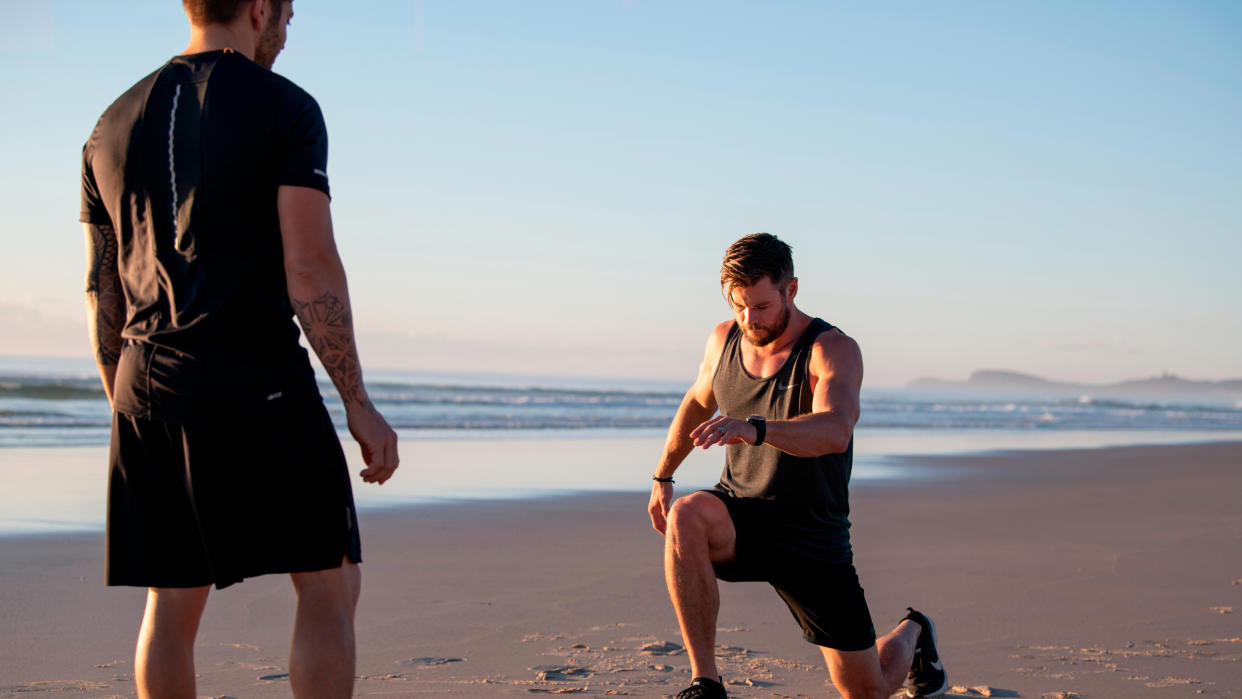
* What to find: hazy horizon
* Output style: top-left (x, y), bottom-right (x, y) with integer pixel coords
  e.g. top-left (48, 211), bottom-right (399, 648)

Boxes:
top-left (2, 2), bottom-right (1239, 386)
top-left (3, 351), bottom-right (1239, 393)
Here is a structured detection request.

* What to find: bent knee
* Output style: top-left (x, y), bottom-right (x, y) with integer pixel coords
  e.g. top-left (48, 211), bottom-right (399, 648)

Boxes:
top-left (666, 492), bottom-right (732, 543)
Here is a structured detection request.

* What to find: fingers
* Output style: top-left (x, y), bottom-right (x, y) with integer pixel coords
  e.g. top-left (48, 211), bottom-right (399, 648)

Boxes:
top-left (366, 429), bottom-right (399, 485)
top-left (649, 482), bottom-right (672, 535)
top-left (359, 422), bottom-right (399, 484)
top-left (649, 507), bottom-right (666, 535)
top-left (649, 498), bottom-right (670, 535)
top-left (381, 434), bottom-right (399, 483)
top-left (692, 416), bottom-right (742, 449)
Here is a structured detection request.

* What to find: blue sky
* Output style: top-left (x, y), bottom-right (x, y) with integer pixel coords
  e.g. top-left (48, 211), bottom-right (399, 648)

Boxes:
top-left (1, 1), bottom-right (1239, 386)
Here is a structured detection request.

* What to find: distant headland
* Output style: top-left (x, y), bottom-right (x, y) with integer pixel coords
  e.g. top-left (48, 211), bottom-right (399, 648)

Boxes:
top-left (908, 370), bottom-right (1242, 401)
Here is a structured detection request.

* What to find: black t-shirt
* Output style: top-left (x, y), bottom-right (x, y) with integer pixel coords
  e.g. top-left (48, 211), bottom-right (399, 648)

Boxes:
top-left (81, 50), bottom-right (330, 422)
top-left (712, 318), bottom-right (855, 563)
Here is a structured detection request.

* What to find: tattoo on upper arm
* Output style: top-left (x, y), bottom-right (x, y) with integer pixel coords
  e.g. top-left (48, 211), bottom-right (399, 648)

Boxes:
top-left (291, 291), bottom-right (366, 406)
top-left (85, 223), bottom-right (123, 366)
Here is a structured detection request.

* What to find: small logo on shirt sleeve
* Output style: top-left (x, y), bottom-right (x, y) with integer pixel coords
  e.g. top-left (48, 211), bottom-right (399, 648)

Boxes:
top-left (313, 168), bottom-right (328, 178)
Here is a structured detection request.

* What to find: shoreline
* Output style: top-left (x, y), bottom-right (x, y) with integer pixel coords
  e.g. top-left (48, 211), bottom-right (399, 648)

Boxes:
top-left (2, 441), bottom-right (1240, 697)
top-left (4, 434), bottom-right (1242, 538)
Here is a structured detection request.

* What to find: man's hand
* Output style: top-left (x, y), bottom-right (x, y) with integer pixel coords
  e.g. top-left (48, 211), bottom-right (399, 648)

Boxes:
top-left (346, 402), bottom-right (399, 484)
top-left (648, 481), bottom-right (674, 535)
top-left (690, 415), bottom-right (756, 449)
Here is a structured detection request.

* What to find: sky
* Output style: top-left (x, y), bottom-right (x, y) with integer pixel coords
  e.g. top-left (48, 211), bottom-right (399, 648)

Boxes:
top-left (1, 1), bottom-right (1239, 387)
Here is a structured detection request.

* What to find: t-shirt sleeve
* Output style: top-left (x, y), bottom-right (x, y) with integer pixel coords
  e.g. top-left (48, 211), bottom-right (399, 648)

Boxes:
top-left (79, 139), bottom-right (111, 225)
top-left (278, 91), bottom-right (331, 198)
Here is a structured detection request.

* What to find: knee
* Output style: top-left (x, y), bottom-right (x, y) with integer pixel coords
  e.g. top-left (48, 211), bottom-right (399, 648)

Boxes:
top-left (666, 494), bottom-right (717, 544)
top-left (144, 587), bottom-right (210, 642)
top-left (293, 562), bottom-right (361, 615)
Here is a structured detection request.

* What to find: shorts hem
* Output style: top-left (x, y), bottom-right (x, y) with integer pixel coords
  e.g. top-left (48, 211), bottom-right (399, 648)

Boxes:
top-left (804, 630), bottom-right (877, 651)
top-left (107, 552), bottom-right (361, 591)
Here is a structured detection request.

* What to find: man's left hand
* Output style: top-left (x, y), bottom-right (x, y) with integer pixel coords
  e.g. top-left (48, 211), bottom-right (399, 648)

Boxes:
top-left (690, 416), bottom-right (756, 449)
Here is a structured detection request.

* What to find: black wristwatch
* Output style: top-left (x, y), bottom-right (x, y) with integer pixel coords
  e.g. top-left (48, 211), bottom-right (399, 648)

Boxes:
top-left (746, 415), bottom-right (766, 446)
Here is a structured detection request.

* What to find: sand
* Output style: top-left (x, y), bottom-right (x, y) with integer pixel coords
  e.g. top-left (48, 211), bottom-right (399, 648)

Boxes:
top-left (1, 441), bottom-right (1240, 698)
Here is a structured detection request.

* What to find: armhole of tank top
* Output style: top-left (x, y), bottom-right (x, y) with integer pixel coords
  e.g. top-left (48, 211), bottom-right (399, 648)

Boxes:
top-left (795, 319), bottom-right (830, 412)
top-left (797, 318), bottom-right (830, 354)
top-left (711, 322), bottom-right (740, 384)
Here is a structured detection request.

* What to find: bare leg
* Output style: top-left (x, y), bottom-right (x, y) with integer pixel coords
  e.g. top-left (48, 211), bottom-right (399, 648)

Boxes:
top-left (664, 492), bottom-right (737, 680)
top-left (135, 586), bottom-right (211, 699)
top-left (289, 558), bottom-right (361, 699)
top-left (820, 619), bottom-right (920, 699)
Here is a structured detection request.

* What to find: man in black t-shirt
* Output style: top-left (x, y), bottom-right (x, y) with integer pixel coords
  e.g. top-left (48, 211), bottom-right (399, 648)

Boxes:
top-left (81, 1), bottom-right (398, 695)
top-left (648, 234), bottom-right (947, 699)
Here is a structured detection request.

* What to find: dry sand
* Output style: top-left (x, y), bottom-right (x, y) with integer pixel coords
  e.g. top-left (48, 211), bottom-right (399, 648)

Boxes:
top-left (2, 441), bottom-right (1240, 698)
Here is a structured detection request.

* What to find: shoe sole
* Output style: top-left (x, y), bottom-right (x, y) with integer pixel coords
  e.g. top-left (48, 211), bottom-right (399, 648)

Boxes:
top-left (906, 612), bottom-right (947, 698)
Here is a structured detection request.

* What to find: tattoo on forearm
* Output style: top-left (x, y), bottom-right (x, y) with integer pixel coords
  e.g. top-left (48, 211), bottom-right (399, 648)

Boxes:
top-left (291, 290), bottom-right (367, 406)
top-left (84, 223), bottom-right (123, 366)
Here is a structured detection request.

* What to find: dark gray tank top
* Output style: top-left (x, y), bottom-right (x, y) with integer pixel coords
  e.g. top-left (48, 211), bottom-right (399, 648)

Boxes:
top-left (712, 317), bottom-right (853, 562)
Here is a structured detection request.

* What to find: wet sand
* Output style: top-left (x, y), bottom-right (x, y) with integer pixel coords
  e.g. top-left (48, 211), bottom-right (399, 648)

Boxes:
top-left (1, 441), bottom-right (1240, 697)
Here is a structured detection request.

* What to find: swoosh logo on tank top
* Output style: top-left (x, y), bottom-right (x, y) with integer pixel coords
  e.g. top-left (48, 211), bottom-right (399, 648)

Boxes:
top-left (777, 383), bottom-right (799, 391)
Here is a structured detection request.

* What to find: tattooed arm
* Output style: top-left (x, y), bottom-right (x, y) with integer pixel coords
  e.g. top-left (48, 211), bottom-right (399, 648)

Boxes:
top-left (83, 222), bottom-right (124, 403)
top-left (278, 185), bottom-right (399, 484)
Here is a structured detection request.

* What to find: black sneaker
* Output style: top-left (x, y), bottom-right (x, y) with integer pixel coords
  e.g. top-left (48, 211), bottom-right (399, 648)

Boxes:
top-left (903, 608), bottom-right (947, 698)
top-left (674, 676), bottom-right (728, 699)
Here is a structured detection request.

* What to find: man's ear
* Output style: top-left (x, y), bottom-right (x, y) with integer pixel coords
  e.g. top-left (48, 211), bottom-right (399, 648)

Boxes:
top-left (786, 277), bottom-right (798, 300)
top-left (247, 0), bottom-right (267, 31)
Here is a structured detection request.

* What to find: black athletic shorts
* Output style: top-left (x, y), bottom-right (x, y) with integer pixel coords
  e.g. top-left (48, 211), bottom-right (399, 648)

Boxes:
top-left (106, 392), bottom-right (362, 589)
top-left (705, 490), bottom-right (876, 651)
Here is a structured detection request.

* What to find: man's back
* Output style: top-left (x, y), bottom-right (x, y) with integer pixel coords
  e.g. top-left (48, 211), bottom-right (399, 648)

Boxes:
top-left (79, 5), bottom-right (398, 694)
top-left (81, 50), bottom-right (331, 420)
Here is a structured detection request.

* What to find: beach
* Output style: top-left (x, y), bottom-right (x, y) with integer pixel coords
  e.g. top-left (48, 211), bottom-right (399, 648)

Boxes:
top-left (1, 440), bottom-right (1239, 697)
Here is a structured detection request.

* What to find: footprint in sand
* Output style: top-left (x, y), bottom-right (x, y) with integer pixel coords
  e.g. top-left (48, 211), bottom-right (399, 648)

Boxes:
top-left (949, 686), bottom-right (1020, 698)
top-left (639, 641), bottom-right (684, 656)
top-left (531, 665), bottom-right (593, 682)
top-left (400, 656), bottom-right (466, 666)
top-left (257, 672), bottom-right (289, 681)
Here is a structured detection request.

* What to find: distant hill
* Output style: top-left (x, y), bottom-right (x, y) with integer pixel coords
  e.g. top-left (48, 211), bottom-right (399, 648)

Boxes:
top-left (908, 370), bottom-right (1242, 401)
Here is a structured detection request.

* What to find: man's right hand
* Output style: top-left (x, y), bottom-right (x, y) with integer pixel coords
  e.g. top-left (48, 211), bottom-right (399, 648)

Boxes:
top-left (346, 402), bottom-right (399, 484)
top-left (648, 480), bottom-right (673, 535)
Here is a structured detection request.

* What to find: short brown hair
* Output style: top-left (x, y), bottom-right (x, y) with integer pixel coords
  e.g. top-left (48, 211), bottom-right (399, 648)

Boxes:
top-left (720, 233), bottom-right (794, 292)
top-left (183, 0), bottom-right (276, 26)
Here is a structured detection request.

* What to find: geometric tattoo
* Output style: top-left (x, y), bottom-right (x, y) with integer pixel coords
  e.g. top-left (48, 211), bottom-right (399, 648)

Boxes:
top-left (84, 223), bottom-right (123, 366)
top-left (291, 290), bottom-right (367, 406)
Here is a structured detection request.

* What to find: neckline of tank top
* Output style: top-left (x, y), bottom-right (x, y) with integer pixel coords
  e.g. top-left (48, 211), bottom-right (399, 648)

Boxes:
top-left (730, 317), bottom-right (829, 383)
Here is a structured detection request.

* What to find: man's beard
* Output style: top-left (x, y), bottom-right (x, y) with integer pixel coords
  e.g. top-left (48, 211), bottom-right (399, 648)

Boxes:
top-left (253, 12), bottom-right (283, 68)
top-left (742, 301), bottom-right (790, 347)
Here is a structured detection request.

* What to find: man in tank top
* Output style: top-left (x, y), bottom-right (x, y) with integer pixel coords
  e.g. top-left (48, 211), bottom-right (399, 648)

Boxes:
top-left (649, 233), bottom-right (947, 699)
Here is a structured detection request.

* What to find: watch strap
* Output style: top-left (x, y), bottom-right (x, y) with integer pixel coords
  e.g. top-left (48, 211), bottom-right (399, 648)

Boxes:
top-left (747, 415), bottom-right (766, 446)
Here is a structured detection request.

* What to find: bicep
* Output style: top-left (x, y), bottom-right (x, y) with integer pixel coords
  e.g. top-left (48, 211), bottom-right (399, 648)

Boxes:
top-left (277, 185), bottom-right (336, 270)
top-left (811, 335), bottom-right (863, 425)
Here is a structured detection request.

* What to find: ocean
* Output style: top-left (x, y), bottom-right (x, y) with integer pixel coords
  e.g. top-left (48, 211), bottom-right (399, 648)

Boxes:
top-left (4, 357), bottom-right (1242, 446)
top-left (3, 355), bottom-right (1241, 535)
